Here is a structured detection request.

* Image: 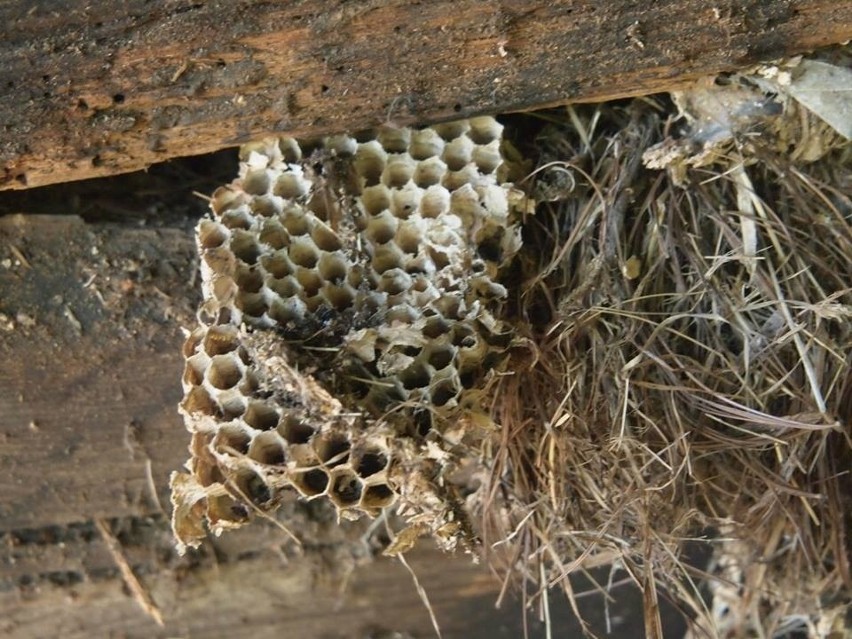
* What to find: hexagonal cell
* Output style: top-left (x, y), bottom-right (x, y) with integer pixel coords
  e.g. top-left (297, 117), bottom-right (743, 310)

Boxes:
top-left (443, 165), bottom-right (481, 191)
top-left (273, 172), bottom-right (310, 199)
top-left (413, 157), bottom-right (447, 188)
top-left (243, 168), bottom-right (271, 195)
top-left (432, 120), bottom-right (470, 141)
top-left (383, 156), bottom-right (416, 189)
top-left (322, 283), bottom-right (355, 310)
top-left (259, 221), bottom-right (289, 250)
top-left (202, 247), bottom-right (236, 277)
top-left (399, 361), bottom-right (430, 391)
top-left (230, 230), bottom-right (261, 265)
top-left (235, 290), bottom-right (268, 319)
top-left (288, 237), bottom-right (320, 269)
top-left (234, 469), bottom-right (273, 505)
top-left (354, 448), bottom-right (389, 478)
top-left (206, 354), bottom-right (243, 390)
top-left (203, 326), bottom-right (240, 356)
top-left (211, 186), bottom-right (247, 216)
top-left (430, 375), bottom-right (460, 407)
top-left (214, 424), bottom-right (252, 455)
top-left (250, 194), bottom-right (282, 218)
top-left (199, 220), bottom-right (229, 249)
top-left (295, 267), bottom-right (323, 297)
top-left (385, 303), bottom-right (419, 325)
top-left (314, 434), bottom-right (351, 468)
top-left (377, 126), bottom-right (411, 153)
top-left (291, 468), bottom-right (329, 498)
top-left (318, 252), bottom-right (349, 283)
top-left (235, 263), bottom-right (264, 293)
top-left (278, 137), bottom-right (302, 164)
top-left (360, 482), bottom-right (396, 510)
top-left (310, 221), bottom-right (343, 252)
top-left (325, 134), bottom-right (358, 156)
top-left (395, 219), bottom-right (424, 254)
top-left (425, 343), bottom-right (455, 370)
top-left (183, 353), bottom-right (207, 386)
top-left (467, 116), bottom-right (503, 145)
top-left (472, 142), bottom-right (502, 174)
top-left (278, 415), bottom-right (315, 444)
top-left (248, 431), bottom-right (287, 465)
top-left (181, 385), bottom-right (217, 416)
top-left (410, 128), bottom-right (445, 160)
top-left (371, 243), bottom-right (406, 274)
top-left (268, 276), bottom-right (302, 299)
top-left (328, 469), bottom-right (362, 508)
top-left (353, 141), bottom-right (387, 186)
top-left (282, 208), bottom-right (310, 236)
top-left (243, 400), bottom-right (279, 430)
top-left (419, 185), bottom-right (451, 218)
top-left (361, 184), bottom-right (391, 216)
top-left (262, 251), bottom-right (292, 279)
top-left (269, 297), bottom-right (308, 325)
top-left (390, 185), bottom-right (421, 219)
top-left (365, 211), bottom-right (398, 245)
top-left (378, 268), bottom-right (412, 296)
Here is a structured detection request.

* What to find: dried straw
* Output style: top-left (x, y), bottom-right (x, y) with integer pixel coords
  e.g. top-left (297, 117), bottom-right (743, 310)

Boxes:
top-left (473, 93), bottom-right (851, 637)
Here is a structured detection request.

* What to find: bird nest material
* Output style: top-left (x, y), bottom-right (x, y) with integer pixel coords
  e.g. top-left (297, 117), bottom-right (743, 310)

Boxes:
top-left (172, 53), bottom-right (852, 638)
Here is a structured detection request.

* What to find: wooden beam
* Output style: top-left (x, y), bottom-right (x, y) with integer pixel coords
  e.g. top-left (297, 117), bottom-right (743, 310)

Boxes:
top-left (0, 214), bottom-right (198, 531)
top-left (2, 0), bottom-right (850, 190)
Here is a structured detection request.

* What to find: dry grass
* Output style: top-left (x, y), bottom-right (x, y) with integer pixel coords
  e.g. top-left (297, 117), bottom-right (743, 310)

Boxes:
top-left (473, 96), bottom-right (851, 637)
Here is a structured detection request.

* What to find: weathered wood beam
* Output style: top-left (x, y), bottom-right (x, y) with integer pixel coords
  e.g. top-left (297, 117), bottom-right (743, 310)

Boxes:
top-left (0, 214), bottom-right (197, 531)
top-left (2, 0), bottom-right (850, 190)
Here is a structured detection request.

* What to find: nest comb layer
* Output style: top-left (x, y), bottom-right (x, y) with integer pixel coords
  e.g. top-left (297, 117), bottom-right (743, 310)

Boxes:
top-left (172, 117), bottom-right (527, 550)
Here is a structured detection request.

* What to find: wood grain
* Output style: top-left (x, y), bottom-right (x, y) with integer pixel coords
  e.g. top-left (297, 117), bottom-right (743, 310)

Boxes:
top-left (2, 0), bottom-right (851, 190)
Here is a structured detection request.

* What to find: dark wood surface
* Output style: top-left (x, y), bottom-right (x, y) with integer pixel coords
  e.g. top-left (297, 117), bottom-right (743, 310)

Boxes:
top-left (3, 0), bottom-right (851, 190)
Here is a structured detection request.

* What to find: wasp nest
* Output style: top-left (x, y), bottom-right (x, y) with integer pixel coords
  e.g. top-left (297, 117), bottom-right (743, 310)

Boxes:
top-left (172, 117), bottom-right (529, 551)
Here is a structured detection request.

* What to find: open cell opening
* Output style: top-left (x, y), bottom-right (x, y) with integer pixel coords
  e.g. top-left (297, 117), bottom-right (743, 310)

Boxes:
top-left (244, 401), bottom-right (279, 430)
top-left (354, 142), bottom-right (387, 186)
top-left (355, 449), bottom-right (388, 478)
top-left (379, 269), bottom-right (412, 295)
top-left (199, 220), bottom-right (228, 249)
top-left (215, 425), bottom-right (251, 455)
top-left (410, 129), bottom-right (444, 160)
top-left (207, 355), bottom-right (243, 390)
top-left (274, 172), bottom-right (309, 199)
top-left (467, 116), bottom-right (503, 144)
top-left (268, 276), bottom-right (301, 299)
top-left (262, 252), bottom-right (292, 279)
top-left (288, 238), bottom-right (320, 268)
top-left (472, 144), bottom-right (502, 174)
top-left (311, 222), bottom-right (342, 251)
top-left (235, 264), bottom-right (264, 293)
top-left (361, 186), bottom-right (391, 215)
top-left (330, 471), bottom-right (362, 506)
top-left (236, 291), bottom-right (268, 318)
top-left (230, 231), bottom-right (261, 265)
top-left (248, 432), bottom-right (286, 465)
top-left (243, 169), bottom-right (271, 195)
top-left (400, 362), bottom-right (431, 390)
top-left (431, 378), bottom-right (459, 407)
top-left (377, 126), bottom-right (411, 153)
top-left (259, 221), bottom-right (288, 250)
top-left (433, 120), bottom-right (469, 141)
top-left (318, 253), bottom-right (348, 282)
top-left (383, 157), bottom-right (415, 188)
top-left (426, 345), bottom-right (455, 370)
top-left (278, 416), bottom-right (315, 444)
top-left (181, 385), bottom-right (217, 416)
top-left (323, 283), bottom-right (355, 310)
top-left (296, 267), bottom-right (323, 297)
top-left (203, 326), bottom-right (239, 356)
top-left (420, 186), bottom-right (451, 218)
top-left (361, 483), bottom-right (395, 509)
top-left (282, 210), bottom-right (310, 236)
top-left (366, 214), bottom-right (397, 245)
top-left (250, 195), bottom-right (281, 218)
top-left (270, 298), bottom-right (306, 324)
top-left (315, 435), bottom-right (351, 467)
top-left (292, 468), bottom-right (329, 497)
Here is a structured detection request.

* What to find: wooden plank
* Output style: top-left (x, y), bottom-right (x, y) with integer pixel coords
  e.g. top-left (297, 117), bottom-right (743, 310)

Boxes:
top-left (0, 214), bottom-right (198, 531)
top-left (0, 531), bottom-right (679, 639)
top-left (2, 0), bottom-right (850, 190)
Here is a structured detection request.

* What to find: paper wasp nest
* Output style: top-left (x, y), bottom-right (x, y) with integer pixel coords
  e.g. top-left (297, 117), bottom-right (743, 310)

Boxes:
top-left (171, 117), bottom-right (527, 551)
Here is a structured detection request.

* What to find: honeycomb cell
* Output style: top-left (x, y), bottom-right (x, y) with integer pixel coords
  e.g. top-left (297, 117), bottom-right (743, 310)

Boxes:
top-left (182, 385), bottom-right (217, 416)
top-left (413, 157), bottom-right (447, 188)
top-left (472, 143), bottom-right (502, 174)
top-left (354, 448), bottom-right (389, 478)
top-left (230, 230), bottom-right (261, 265)
top-left (365, 211), bottom-right (398, 245)
top-left (214, 424), bottom-right (252, 455)
top-left (318, 252), bottom-right (349, 282)
top-left (419, 185), bottom-right (451, 218)
top-left (383, 156), bottom-right (416, 189)
top-left (361, 185), bottom-right (391, 215)
top-left (274, 172), bottom-right (310, 199)
top-left (203, 326), bottom-right (240, 356)
top-left (432, 120), bottom-right (470, 141)
top-left (259, 221), bottom-right (289, 250)
top-left (278, 415), bottom-right (315, 444)
top-left (354, 142), bottom-right (387, 186)
top-left (360, 482), bottom-right (396, 510)
top-left (235, 264), bottom-right (264, 294)
top-left (371, 243), bottom-right (406, 274)
top-left (377, 126), bottom-right (411, 153)
top-left (291, 468), bottom-right (329, 497)
top-left (235, 290), bottom-right (268, 319)
top-left (248, 431), bottom-right (287, 465)
top-left (409, 128), bottom-right (445, 160)
top-left (329, 469), bottom-right (362, 507)
top-left (243, 401), bottom-right (279, 430)
top-left (207, 354), bottom-right (243, 390)
top-left (243, 168), bottom-right (271, 195)
top-left (310, 222), bottom-right (343, 252)
top-left (199, 220), bottom-right (229, 249)
top-left (467, 116), bottom-right (503, 145)
top-left (314, 434), bottom-right (351, 467)
top-left (250, 194), bottom-right (282, 218)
